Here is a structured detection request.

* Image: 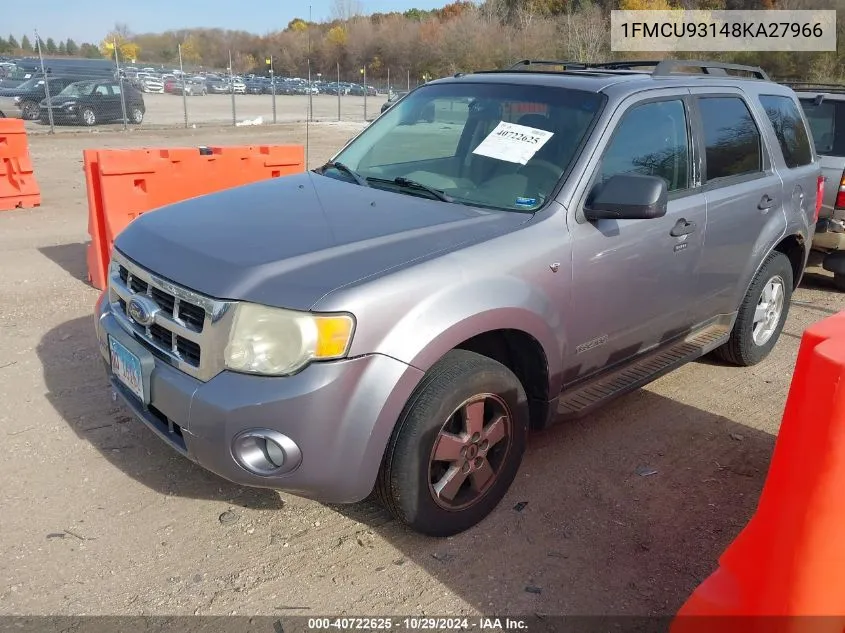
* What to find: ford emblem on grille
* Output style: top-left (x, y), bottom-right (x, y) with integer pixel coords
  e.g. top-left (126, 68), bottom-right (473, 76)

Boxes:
top-left (127, 295), bottom-right (159, 327)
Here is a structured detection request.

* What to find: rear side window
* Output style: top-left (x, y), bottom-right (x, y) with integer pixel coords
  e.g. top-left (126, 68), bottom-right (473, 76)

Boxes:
top-left (698, 97), bottom-right (762, 181)
top-left (759, 95), bottom-right (813, 168)
top-left (799, 98), bottom-right (845, 157)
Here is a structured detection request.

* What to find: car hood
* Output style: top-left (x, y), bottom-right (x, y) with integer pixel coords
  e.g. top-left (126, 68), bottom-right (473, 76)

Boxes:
top-left (0, 87), bottom-right (30, 98)
top-left (114, 172), bottom-right (530, 310)
top-left (41, 94), bottom-right (79, 105)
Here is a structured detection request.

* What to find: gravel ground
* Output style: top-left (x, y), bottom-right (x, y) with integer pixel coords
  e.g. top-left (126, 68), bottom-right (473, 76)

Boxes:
top-left (1, 122), bottom-right (843, 618)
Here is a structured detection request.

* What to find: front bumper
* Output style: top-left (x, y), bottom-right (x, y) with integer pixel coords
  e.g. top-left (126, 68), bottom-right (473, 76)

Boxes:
top-left (95, 308), bottom-right (424, 503)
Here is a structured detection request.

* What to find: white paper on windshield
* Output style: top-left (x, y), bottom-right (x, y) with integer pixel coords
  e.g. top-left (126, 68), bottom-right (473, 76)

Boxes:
top-left (472, 121), bottom-right (554, 165)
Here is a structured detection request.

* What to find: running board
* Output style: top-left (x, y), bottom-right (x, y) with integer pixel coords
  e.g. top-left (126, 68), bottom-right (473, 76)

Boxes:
top-left (557, 322), bottom-right (731, 420)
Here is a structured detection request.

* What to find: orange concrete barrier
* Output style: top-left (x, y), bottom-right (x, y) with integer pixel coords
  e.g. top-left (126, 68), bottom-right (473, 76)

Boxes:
top-left (84, 144), bottom-right (305, 290)
top-left (671, 310), bottom-right (845, 633)
top-left (0, 118), bottom-right (41, 211)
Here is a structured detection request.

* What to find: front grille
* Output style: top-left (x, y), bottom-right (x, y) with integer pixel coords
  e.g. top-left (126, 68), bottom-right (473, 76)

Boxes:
top-left (106, 251), bottom-right (231, 381)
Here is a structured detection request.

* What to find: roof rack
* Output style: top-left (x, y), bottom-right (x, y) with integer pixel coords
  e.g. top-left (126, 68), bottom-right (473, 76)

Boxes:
top-left (650, 59), bottom-right (770, 80)
top-left (587, 60), bottom-right (663, 71)
top-left (507, 59), bottom-right (588, 71)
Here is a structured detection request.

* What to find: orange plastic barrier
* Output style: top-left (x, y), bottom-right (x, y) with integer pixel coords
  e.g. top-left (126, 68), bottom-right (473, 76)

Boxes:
top-left (84, 144), bottom-right (304, 289)
top-left (0, 118), bottom-right (41, 211)
top-left (671, 310), bottom-right (845, 633)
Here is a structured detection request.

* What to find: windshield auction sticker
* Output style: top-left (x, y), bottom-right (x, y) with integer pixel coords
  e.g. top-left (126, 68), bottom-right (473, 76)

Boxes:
top-left (472, 121), bottom-right (554, 165)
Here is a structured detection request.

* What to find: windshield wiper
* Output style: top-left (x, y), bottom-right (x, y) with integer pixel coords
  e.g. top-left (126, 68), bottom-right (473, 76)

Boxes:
top-left (368, 176), bottom-right (454, 203)
top-left (317, 161), bottom-right (369, 187)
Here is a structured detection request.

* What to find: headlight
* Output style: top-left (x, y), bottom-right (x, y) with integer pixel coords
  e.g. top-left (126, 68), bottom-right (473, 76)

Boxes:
top-left (224, 303), bottom-right (355, 376)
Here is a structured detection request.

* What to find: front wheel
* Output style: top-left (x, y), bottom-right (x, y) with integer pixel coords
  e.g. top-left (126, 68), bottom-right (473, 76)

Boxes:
top-left (130, 107), bottom-right (144, 124)
top-left (80, 107), bottom-right (96, 127)
top-left (713, 251), bottom-right (793, 366)
top-left (377, 350), bottom-right (529, 537)
top-left (833, 273), bottom-right (845, 292)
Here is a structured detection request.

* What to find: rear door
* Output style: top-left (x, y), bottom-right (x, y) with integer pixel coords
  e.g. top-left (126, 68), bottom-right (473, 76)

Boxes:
top-left (688, 88), bottom-right (787, 321)
top-left (757, 92), bottom-right (820, 233)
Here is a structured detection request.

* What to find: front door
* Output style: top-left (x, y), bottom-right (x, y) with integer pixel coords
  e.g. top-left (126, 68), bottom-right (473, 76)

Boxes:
top-left (564, 93), bottom-right (706, 383)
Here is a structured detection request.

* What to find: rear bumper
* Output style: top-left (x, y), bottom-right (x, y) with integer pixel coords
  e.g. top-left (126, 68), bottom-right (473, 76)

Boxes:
top-left (95, 308), bottom-right (424, 503)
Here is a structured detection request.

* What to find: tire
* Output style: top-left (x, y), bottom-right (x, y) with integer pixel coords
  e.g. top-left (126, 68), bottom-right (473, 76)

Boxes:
top-left (376, 349), bottom-right (529, 537)
top-left (834, 273), bottom-right (845, 292)
top-left (20, 100), bottom-right (39, 120)
top-left (713, 251), bottom-right (793, 366)
top-left (80, 107), bottom-right (96, 127)
top-left (130, 107), bottom-right (144, 124)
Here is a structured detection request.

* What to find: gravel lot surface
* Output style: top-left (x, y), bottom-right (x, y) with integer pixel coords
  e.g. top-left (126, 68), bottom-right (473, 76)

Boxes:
top-left (1, 122), bottom-right (843, 618)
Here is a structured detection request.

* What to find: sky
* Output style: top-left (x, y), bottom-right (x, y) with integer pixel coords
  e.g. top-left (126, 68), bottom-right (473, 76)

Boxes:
top-left (7, 0), bottom-right (453, 45)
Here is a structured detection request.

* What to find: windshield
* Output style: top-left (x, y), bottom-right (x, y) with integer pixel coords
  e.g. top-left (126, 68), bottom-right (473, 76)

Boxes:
top-left (14, 77), bottom-right (46, 91)
top-left (327, 82), bottom-right (604, 211)
top-left (60, 81), bottom-right (96, 97)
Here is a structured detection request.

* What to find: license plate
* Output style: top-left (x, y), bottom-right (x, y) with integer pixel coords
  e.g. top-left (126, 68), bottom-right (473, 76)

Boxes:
top-left (109, 336), bottom-right (144, 402)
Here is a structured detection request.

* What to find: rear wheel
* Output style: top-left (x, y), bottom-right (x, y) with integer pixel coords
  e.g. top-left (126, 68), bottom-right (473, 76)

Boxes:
top-left (377, 349), bottom-right (529, 537)
top-left (20, 100), bottom-right (39, 120)
top-left (130, 107), bottom-right (144, 124)
top-left (713, 251), bottom-right (793, 366)
top-left (834, 273), bottom-right (845, 292)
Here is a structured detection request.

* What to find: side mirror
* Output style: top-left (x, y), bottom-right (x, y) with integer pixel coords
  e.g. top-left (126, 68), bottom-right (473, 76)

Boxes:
top-left (584, 173), bottom-right (668, 221)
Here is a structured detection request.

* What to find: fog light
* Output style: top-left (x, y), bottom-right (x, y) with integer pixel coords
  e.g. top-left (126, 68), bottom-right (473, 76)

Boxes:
top-left (232, 430), bottom-right (302, 476)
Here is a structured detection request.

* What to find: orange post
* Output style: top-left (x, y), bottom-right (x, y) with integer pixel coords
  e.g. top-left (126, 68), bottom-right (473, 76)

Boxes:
top-left (0, 118), bottom-right (40, 211)
top-left (83, 144), bottom-right (305, 289)
top-left (671, 311), bottom-right (845, 633)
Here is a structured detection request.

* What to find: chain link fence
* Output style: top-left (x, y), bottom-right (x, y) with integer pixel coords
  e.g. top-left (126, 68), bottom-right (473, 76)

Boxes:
top-left (1, 41), bottom-right (430, 134)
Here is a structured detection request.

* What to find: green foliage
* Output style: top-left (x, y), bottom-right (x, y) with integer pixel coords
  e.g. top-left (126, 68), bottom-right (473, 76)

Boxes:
top-left (65, 39), bottom-right (78, 56)
top-left (7, 34), bottom-right (19, 50)
top-left (20, 35), bottom-right (32, 52)
top-left (45, 38), bottom-right (57, 54)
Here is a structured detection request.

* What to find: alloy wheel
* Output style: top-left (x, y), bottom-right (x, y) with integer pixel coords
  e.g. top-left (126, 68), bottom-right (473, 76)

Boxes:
top-left (428, 393), bottom-right (512, 511)
top-left (752, 275), bottom-right (785, 346)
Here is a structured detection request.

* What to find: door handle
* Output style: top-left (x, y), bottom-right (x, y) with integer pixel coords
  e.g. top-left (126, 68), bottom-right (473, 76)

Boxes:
top-left (670, 218), bottom-right (696, 237)
top-left (758, 194), bottom-right (776, 210)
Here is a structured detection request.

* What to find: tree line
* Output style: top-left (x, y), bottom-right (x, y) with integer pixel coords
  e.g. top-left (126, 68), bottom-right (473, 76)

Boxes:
top-left (3, 0), bottom-right (843, 83)
top-left (0, 34), bottom-right (102, 59)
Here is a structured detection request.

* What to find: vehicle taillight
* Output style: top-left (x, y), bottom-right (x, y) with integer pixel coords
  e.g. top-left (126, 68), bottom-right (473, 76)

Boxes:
top-left (816, 174), bottom-right (825, 221)
top-left (835, 170), bottom-right (845, 211)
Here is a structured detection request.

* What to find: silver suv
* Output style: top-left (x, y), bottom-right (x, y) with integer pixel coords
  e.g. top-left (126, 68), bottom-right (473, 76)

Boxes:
top-left (95, 59), bottom-right (822, 536)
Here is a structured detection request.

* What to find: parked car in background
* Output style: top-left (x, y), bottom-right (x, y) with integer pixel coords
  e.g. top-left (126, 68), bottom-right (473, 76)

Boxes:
top-left (0, 75), bottom-right (82, 120)
top-left (244, 78), bottom-right (265, 95)
top-left (139, 75), bottom-right (164, 94)
top-left (172, 77), bottom-right (207, 96)
top-left (232, 78), bottom-right (247, 95)
top-left (164, 77), bottom-right (179, 94)
top-left (40, 79), bottom-right (145, 126)
top-left (381, 90), bottom-right (408, 114)
top-left (788, 83), bottom-right (845, 290)
top-left (208, 78), bottom-right (231, 94)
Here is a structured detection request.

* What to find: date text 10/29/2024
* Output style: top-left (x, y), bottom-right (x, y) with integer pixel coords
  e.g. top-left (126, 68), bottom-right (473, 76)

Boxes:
top-left (305, 617), bottom-right (529, 631)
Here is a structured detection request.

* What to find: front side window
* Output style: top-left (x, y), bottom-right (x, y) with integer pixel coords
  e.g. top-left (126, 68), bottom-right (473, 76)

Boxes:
top-left (327, 82), bottom-right (605, 212)
top-left (759, 95), bottom-right (813, 168)
top-left (598, 99), bottom-right (690, 192)
top-left (698, 96), bottom-right (763, 181)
